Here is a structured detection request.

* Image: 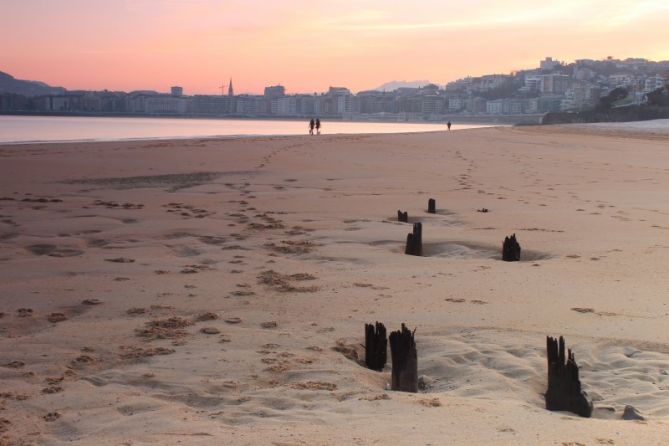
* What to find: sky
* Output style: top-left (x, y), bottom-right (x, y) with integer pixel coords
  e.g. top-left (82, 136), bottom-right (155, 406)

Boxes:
top-left (2, 0), bottom-right (669, 95)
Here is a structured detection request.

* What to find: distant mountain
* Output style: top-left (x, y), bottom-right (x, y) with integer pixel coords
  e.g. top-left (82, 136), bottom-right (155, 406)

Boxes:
top-left (0, 71), bottom-right (66, 96)
top-left (374, 80), bottom-right (439, 91)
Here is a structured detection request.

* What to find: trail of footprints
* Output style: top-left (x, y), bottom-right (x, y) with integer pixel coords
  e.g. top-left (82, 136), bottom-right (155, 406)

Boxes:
top-left (0, 170), bottom-right (331, 442)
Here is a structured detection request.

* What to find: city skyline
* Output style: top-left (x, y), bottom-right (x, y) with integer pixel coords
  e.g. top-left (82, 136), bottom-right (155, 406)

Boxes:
top-left (3, 56), bottom-right (667, 121)
top-left (2, 0), bottom-right (669, 95)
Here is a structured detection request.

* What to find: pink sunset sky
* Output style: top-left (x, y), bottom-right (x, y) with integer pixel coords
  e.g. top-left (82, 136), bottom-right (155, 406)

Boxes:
top-left (2, 0), bottom-right (669, 95)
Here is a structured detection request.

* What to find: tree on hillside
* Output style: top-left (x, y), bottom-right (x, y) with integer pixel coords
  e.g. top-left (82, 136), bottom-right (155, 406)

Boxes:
top-left (596, 87), bottom-right (628, 110)
top-left (645, 85), bottom-right (669, 106)
top-left (479, 79), bottom-right (523, 100)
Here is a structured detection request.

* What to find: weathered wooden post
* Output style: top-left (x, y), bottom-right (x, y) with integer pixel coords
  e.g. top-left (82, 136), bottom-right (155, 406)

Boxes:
top-left (404, 222), bottom-right (423, 256)
top-left (405, 233), bottom-right (415, 255)
top-left (502, 233), bottom-right (521, 261)
top-left (389, 324), bottom-right (417, 392)
top-left (412, 222), bottom-right (422, 254)
top-left (397, 210), bottom-right (408, 223)
top-left (365, 322), bottom-right (387, 371)
top-left (428, 198), bottom-right (436, 214)
top-left (545, 336), bottom-right (593, 417)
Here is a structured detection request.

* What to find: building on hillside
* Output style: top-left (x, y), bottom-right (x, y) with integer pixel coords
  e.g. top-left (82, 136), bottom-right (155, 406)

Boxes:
top-left (608, 74), bottom-right (635, 88)
top-left (523, 74), bottom-right (544, 92)
top-left (465, 97), bottom-right (487, 114)
top-left (540, 74), bottom-right (570, 95)
top-left (644, 75), bottom-right (667, 92)
top-left (540, 57), bottom-right (560, 71)
top-left (421, 95), bottom-right (444, 115)
top-left (447, 97), bottom-right (465, 111)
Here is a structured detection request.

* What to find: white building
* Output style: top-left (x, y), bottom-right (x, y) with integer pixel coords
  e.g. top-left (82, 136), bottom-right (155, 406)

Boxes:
top-left (540, 57), bottom-right (560, 71)
top-left (486, 100), bottom-right (503, 114)
top-left (523, 74), bottom-right (543, 92)
top-left (608, 74), bottom-right (634, 88)
top-left (644, 75), bottom-right (666, 93)
top-left (277, 96), bottom-right (297, 115)
top-left (448, 98), bottom-right (465, 110)
top-left (145, 96), bottom-right (187, 114)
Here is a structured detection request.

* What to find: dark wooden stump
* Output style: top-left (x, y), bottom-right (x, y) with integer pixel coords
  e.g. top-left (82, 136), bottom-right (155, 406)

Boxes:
top-left (502, 233), bottom-right (521, 261)
top-left (404, 222), bottom-right (423, 256)
top-left (397, 210), bottom-right (408, 223)
top-left (427, 198), bottom-right (436, 214)
top-left (389, 323), bottom-right (417, 392)
top-left (545, 336), bottom-right (593, 417)
top-left (365, 322), bottom-right (387, 371)
top-left (405, 233), bottom-right (414, 255)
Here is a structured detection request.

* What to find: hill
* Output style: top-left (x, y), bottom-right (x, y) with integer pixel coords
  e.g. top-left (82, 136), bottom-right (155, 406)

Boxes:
top-left (0, 71), bottom-right (66, 96)
top-left (374, 80), bottom-right (437, 91)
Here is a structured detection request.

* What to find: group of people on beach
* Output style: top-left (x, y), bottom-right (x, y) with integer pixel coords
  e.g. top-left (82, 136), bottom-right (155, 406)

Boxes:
top-left (309, 118), bottom-right (321, 135)
top-left (307, 118), bottom-right (451, 134)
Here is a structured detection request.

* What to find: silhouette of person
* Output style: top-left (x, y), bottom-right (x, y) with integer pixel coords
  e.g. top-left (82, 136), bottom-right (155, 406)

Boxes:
top-left (309, 118), bottom-right (315, 135)
top-left (315, 118), bottom-right (321, 135)
top-left (447, 121), bottom-right (452, 131)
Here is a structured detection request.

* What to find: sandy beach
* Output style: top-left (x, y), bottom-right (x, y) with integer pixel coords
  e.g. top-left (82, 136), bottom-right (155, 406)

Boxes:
top-left (2, 126), bottom-right (669, 445)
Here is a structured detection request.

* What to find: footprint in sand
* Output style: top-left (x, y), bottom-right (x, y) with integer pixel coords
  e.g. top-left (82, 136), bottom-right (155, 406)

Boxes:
top-left (3, 361), bottom-right (25, 369)
top-left (43, 412), bottom-right (61, 422)
top-left (47, 313), bottom-right (67, 323)
top-left (42, 386), bottom-right (63, 394)
top-left (126, 307), bottom-right (146, 316)
top-left (105, 257), bottom-right (135, 263)
top-left (418, 397), bottom-right (442, 407)
top-left (195, 312), bottom-right (219, 322)
top-left (17, 308), bottom-right (33, 318)
top-left (291, 381), bottom-right (337, 391)
top-left (26, 244), bottom-right (83, 257)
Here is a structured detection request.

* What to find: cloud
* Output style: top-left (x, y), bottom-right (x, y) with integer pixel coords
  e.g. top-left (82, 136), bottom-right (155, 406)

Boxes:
top-left (583, 1), bottom-right (669, 28)
top-left (313, 0), bottom-right (669, 33)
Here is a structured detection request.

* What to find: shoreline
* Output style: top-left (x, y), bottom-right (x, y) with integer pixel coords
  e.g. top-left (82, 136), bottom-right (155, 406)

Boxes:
top-left (0, 130), bottom-right (458, 147)
top-left (0, 117), bottom-right (498, 145)
top-left (0, 110), bottom-right (534, 125)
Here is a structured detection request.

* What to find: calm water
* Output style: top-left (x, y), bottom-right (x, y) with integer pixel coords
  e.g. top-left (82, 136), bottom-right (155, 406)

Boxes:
top-left (0, 115), bottom-right (491, 144)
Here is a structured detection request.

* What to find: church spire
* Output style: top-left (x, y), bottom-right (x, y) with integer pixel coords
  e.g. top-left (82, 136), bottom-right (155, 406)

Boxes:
top-left (228, 78), bottom-right (234, 97)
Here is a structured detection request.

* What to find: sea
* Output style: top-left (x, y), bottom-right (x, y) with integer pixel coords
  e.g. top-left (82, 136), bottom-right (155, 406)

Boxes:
top-left (0, 115), bottom-right (492, 144)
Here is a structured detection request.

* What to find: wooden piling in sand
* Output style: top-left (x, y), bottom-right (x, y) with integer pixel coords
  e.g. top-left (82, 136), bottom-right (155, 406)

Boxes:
top-left (545, 336), bottom-right (593, 417)
top-left (389, 324), bottom-right (417, 392)
top-left (397, 210), bottom-right (408, 223)
top-left (365, 322), bottom-right (387, 371)
top-left (502, 233), bottom-right (521, 261)
top-left (404, 222), bottom-right (422, 256)
top-left (428, 198), bottom-right (436, 214)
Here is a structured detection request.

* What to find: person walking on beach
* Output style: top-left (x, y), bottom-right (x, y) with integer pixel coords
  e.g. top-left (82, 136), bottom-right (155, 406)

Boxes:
top-left (309, 118), bottom-right (315, 135)
top-left (447, 121), bottom-right (452, 131)
top-left (315, 118), bottom-right (321, 135)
